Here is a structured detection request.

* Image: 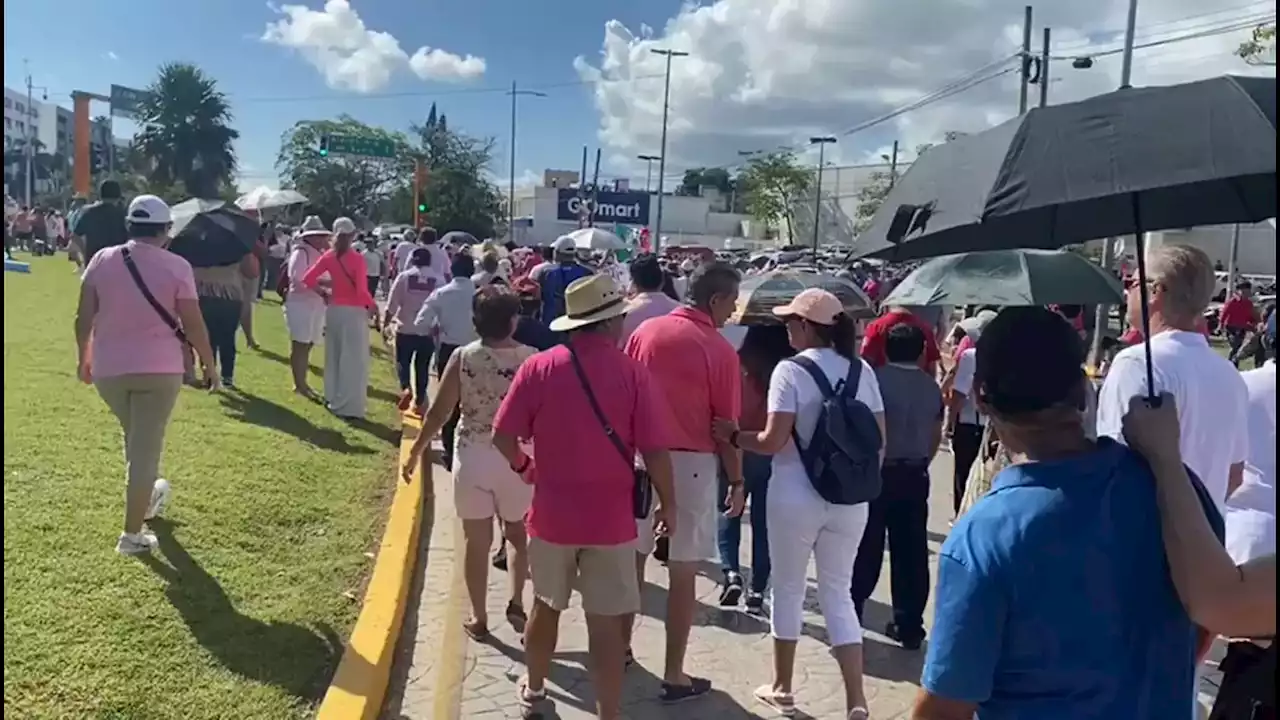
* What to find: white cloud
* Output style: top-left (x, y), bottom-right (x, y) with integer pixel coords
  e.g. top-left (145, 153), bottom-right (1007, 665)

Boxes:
top-left (105, 51), bottom-right (119, 61)
top-left (262, 0), bottom-right (486, 92)
top-left (409, 47), bottom-right (486, 82)
top-left (576, 0), bottom-right (1275, 180)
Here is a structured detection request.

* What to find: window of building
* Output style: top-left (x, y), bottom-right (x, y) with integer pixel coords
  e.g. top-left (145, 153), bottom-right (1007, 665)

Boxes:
top-left (16, 103), bottom-right (24, 114)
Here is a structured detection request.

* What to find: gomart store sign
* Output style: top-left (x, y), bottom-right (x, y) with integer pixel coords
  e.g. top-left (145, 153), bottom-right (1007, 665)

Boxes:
top-left (556, 189), bottom-right (651, 226)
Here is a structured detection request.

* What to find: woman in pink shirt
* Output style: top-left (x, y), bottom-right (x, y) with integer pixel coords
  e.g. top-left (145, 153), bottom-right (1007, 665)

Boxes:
top-left (301, 217), bottom-right (378, 419)
top-left (74, 195), bottom-right (217, 556)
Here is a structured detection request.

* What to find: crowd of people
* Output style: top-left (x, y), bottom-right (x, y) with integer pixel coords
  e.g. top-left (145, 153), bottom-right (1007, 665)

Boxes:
top-left (43, 183), bottom-right (1276, 719)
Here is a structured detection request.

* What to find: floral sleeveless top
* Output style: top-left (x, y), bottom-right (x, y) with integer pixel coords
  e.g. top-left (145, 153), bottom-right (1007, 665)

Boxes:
top-left (455, 341), bottom-right (537, 448)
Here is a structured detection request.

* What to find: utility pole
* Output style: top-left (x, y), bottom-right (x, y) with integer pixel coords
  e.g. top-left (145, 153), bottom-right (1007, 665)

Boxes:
top-left (887, 140), bottom-right (900, 190)
top-left (24, 67), bottom-right (35, 207)
top-left (809, 136), bottom-right (837, 253)
top-left (1018, 6), bottom-right (1034, 114)
top-left (507, 82), bottom-right (547, 235)
top-left (589, 148), bottom-right (602, 227)
top-left (650, 48), bottom-right (688, 253)
top-left (638, 154), bottom-right (660, 192)
top-left (1091, 0), bottom-right (1142, 364)
top-left (1039, 27), bottom-right (1052, 108)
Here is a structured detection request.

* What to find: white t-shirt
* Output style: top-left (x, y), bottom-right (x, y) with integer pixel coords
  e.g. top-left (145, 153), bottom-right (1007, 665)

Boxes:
top-left (393, 240), bottom-right (416, 271)
top-left (1224, 361), bottom-right (1276, 565)
top-left (362, 248), bottom-right (383, 277)
top-left (1096, 330), bottom-right (1249, 513)
top-left (950, 348), bottom-right (986, 426)
top-left (766, 348), bottom-right (885, 504)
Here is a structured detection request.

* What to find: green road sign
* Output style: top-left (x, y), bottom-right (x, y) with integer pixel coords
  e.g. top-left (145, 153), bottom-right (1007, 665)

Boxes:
top-left (320, 134), bottom-right (398, 159)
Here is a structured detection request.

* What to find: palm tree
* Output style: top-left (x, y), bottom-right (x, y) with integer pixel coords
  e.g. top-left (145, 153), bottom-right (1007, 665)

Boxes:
top-left (132, 62), bottom-right (239, 198)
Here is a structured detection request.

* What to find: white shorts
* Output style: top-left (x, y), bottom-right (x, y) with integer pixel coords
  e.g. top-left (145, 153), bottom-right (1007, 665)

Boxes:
top-left (284, 299), bottom-right (325, 345)
top-left (661, 451), bottom-right (720, 563)
top-left (453, 441), bottom-right (533, 523)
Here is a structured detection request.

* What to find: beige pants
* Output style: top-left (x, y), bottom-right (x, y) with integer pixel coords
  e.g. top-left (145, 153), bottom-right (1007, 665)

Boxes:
top-left (95, 374), bottom-right (182, 494)
top-left (528, 537), bottom-right (640, 616)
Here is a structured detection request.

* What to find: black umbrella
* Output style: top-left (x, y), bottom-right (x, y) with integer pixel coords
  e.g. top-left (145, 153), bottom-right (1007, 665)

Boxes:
top-left (440, 231), bottom-right (478, 247)
top-left (851, 75), bottom-right (1275, 262)
top-left (852, 75), bottom-right (1276, 402)
top-left (730, 271), bottom-right (873, 325)
top-left (167, 200), bottom-right (260, 268)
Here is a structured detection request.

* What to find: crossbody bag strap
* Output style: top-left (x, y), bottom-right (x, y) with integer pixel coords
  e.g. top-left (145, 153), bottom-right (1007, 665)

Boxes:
top-left (567, 347), bottom-right (633, 464)
top-left (122, 246), bottom-right (189, 346)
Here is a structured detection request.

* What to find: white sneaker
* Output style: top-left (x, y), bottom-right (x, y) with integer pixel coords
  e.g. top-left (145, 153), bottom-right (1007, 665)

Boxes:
top-left (146, 479), bottom-right (171, 520)
top-left (116, 531), bottom-right (158, 556)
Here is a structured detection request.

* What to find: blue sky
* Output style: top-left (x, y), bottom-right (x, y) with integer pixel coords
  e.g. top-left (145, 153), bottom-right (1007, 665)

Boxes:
top-left (3, 0), bottom-right (685, 188)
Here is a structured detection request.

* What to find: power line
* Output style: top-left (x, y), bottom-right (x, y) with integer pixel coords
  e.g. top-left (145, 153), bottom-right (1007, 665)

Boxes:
top-left (1049, 12), bottom-right (1274, 60)
top-left (1049, 1), bottom-right (1275, 53)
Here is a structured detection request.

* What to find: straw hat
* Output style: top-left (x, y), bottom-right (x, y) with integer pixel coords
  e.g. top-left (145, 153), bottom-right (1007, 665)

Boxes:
top-left (548, 274), bottom-right (629, 332)
top-left (298, 215), bottom-right (328, 239)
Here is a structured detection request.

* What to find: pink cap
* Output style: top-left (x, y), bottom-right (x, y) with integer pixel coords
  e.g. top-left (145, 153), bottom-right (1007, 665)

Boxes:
top-left (772, 288), bottom-right (844, 325)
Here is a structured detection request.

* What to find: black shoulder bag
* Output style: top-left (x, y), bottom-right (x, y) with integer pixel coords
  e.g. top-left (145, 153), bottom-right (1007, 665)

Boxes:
top-left (567, 347), bottom-right (653, 519)
top-left (122, 246), bottom-right (189, 346)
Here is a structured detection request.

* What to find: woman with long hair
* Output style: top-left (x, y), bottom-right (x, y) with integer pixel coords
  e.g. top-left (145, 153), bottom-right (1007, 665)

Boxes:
top-left (714, 288), bottom-right (884, 720)
top-left (403, 286), bottom-right (536, 639)
top-left (717, 324), bottom-right (794, 612)
top-left (300, 217), bottom-right (378, 419)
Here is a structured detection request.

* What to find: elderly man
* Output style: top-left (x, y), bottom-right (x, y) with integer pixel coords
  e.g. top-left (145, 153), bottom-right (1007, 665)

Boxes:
top-left (624, 261), bottom-right (744, 703)
top-left (1095, 244), bottom-right (1250, 719)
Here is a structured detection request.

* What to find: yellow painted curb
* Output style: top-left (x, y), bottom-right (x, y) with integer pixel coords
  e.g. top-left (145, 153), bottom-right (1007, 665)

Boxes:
top-left (316, 415), bottom-right (426, 720)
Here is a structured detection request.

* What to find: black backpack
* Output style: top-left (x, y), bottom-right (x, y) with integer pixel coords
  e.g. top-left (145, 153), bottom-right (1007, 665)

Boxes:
top-left (787, 356), bottom-right (884, 505)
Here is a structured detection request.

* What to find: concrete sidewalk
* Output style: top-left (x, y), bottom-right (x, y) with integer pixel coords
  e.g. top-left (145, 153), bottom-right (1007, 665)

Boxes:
top-left (382, 452), bottom-right (1223, 720)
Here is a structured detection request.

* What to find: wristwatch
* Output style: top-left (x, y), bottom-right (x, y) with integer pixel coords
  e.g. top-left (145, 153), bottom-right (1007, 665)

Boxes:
top-left (512, 457), bottom-right (531, 474)
top-left (729, 430), bottom-right (741, 449)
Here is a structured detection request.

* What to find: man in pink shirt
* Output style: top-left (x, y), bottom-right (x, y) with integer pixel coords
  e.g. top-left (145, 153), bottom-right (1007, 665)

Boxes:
top-left (493, 273), bottom-right (676, 719)
top-left (619, 252), bottom-right (680, 347)
top-left (624, 261), bottom-right (744, 702)
top-left (76, 195), bottom-right (218, 555)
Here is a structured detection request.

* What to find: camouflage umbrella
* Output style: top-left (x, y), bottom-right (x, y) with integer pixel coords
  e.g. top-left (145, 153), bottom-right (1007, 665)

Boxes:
top-left (730, 270), bottom-right (874, 325)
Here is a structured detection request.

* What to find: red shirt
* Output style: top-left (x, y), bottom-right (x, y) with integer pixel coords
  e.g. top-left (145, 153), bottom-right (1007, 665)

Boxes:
top-left (860, 308), bottom-right (942, 370)
top-left (1220, 296), bottom-right (1258, 329)
top-left (492, 333), bottom-right (673, 546)
top-left (624, 307), bottom-right (741, 453)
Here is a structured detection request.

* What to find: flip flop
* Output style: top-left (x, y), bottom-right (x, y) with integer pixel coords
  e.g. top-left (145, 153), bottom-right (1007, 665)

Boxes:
top-left (506, 602), bottom-right (527, 632)
top-left (754, 684), bottom-right (797, 716)
top-left (847, 709), bottom-right (870, 720)
top-left (463, 620), bottom-right (490, 641)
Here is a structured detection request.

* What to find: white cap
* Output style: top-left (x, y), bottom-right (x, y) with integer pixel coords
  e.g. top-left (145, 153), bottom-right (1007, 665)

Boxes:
top-left (127, 195), bottom-right (171, 225)
top-left (332, 217), bottom-right (357, 235)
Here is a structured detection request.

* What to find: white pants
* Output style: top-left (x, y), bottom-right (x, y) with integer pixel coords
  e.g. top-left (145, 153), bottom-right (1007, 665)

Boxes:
top-left (767, 479), bottom-right (869, 648)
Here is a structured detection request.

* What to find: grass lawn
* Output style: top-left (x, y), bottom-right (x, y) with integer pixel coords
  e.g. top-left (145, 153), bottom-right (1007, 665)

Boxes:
top-left (4, 255), bottom-right (403, 720)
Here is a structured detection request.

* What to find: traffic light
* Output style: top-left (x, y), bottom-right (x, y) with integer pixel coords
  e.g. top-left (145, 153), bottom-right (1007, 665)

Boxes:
top-left (89, 143), bottom-right (104, 175)
top-left (318, 135), bottom-right (330, 157)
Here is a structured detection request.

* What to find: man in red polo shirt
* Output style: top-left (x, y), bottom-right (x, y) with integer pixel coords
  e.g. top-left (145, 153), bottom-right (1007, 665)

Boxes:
top-left (1221, 280), bottom-right (1260, 367)
top-left (861, 305), bottom-right (942, 373)
top-left (625, 261), bottom-right (744, 703)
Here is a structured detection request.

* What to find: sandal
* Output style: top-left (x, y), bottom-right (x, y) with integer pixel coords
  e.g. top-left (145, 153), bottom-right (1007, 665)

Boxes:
top-left (754, 685), bottom-right (797, 716)
top-left (517, 678), bottom-right (547, 717)
top-left (463, 619), bottom-right (490, 641)
top-left (506, 601), bottom-right (527, 632)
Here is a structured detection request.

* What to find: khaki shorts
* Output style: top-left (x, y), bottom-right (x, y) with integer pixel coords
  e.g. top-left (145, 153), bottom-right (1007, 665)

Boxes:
top-left (667, 451), bottom-right (720, 563)
top-left (528, 537), bottom-right (640, 616)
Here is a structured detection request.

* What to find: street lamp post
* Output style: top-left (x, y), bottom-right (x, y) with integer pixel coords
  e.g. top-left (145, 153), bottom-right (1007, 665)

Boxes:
top-left (809, 136), bottom-right (837, 253)
top-left (507, 81), bottom-right (547, 236)
top-left (651, 48), bottom-right (688, 253)
top-left (637, 154), bottom-right (661, 192)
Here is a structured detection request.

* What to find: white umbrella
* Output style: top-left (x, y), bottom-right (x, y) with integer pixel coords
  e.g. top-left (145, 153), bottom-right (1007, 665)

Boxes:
top-left (561, 227), bottom-right (626, 251)
top-left (235, 186), bottom-right (309, 211)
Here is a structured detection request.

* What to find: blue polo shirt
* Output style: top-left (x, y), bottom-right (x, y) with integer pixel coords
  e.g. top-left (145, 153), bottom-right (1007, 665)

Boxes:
top-left (923, 438), bottom-right (1223, 719)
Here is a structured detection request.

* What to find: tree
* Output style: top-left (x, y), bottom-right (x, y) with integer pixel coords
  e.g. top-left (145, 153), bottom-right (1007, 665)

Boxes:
top-left (738, 151), bottom-right (812, 239)
top-left (277, 116), bottom-right (415, 223)
top-left (132, 63), bottom-right (239, 198)
top-left (677, 167), bottom-right (732, 196)
top-left (1237, 23), bottom-right (1276, 66)
top-left (404, 108), bottom-right (504, 239)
